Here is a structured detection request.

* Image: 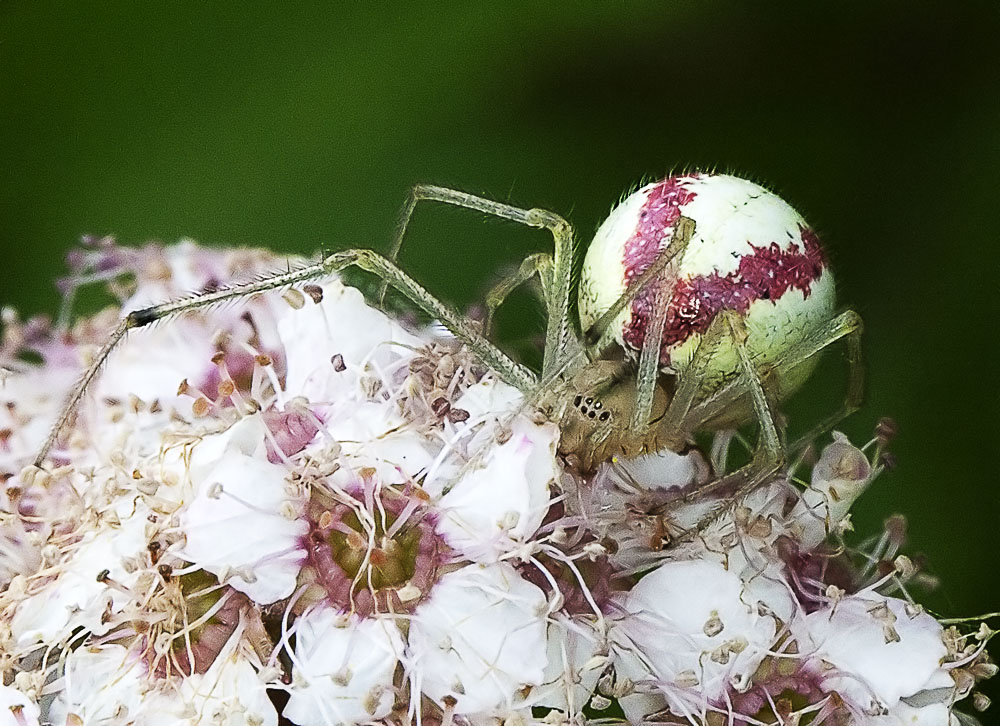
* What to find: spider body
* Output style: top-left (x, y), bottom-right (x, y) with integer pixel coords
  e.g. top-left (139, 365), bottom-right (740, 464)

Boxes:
top-left (35, 173), bottom-right (863, 534)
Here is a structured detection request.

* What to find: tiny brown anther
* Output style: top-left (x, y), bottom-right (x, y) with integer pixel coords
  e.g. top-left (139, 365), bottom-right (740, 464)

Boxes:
top-left (176, 378), bottom-right (190, 396)
top-left (255, 353), bottom-right (273, 367)
top-left (303, 284), bottom-right (324, 304)
top-left (875, 417), bottom-right (898, 446)
top-left (431, 397), bottom-right (451, 417)
top-left (446, 407), bottom-right (470, 423)
top-left (331, 353), bottom-right (346, 372)
top-left (217, 379), bottom-right (236, 397)
top-left (192, 396), bottom-right (212, 417)
top-left (211, 351), bottom-right (226, 365)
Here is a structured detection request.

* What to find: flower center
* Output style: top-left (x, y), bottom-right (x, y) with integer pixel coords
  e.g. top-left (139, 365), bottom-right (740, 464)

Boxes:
top-left (301, 482), bottom-right (449, 616)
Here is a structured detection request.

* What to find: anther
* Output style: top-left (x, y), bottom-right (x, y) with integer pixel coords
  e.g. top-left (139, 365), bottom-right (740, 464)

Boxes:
top-left (431, 397), bottom-right (451, 417)
top-left (303, 284), bottom-right (324, 304)
top-left (446, 408), bottom-right (470, 423)
top-left (191, 396), bottom-right (213, 417)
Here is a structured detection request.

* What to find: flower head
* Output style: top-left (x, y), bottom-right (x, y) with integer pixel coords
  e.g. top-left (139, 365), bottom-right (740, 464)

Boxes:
top-left (0, 239), bottom-right (993, 726)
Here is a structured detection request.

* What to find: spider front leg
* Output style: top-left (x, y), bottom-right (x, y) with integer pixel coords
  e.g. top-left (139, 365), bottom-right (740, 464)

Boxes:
top-left (383, 184), bottom-right (575, 378)
top-left (34, 249), bottom-right (535, 467)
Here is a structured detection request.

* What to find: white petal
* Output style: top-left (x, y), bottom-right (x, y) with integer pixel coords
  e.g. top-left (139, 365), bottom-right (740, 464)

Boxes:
top-left (790, 435), bottom-right (872, 550)
top-left (436, 416), bottom-right (558, 561)
top-left (178, 415), bottom-right (308, 604)
top-left (864, 702), bottom-right (958, 725)
top-left (805, 592), bottom-right (951, 711)
top-left (612, 558), bottom-right (795, 708)
top-left (279, 281), bottom-right (424, 405)
top-left (0, 686), bottom-right (39, 726)
top-left (47, 645), bottom-right (150, 725)
top-left (535, 615), bottom-right (605, 716)
top-left (408, 562), bottom-right (549, 716)
top-left (11, 506), bottom-right (150, 646)
top-left (284, 607), bottom-right (404, 726)
top-left (175, 630), bottom-right (278, 726)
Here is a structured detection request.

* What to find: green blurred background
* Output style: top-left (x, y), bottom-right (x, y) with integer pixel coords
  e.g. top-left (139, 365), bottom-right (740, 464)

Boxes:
top-left (3, 0), bottom-right (998, 707)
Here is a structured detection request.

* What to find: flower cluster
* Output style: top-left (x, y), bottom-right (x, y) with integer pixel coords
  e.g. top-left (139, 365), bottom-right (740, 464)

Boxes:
top-left (0, 239), bottom-right (994, 725)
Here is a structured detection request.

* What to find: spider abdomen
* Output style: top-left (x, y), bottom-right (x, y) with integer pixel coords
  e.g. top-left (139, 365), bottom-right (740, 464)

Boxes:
top-left (578, 173), bottom-right (836, 397)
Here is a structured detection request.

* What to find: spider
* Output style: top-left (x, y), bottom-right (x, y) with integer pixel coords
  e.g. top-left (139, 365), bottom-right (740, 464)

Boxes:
top-left (34, 172), bottom-right (863, 530)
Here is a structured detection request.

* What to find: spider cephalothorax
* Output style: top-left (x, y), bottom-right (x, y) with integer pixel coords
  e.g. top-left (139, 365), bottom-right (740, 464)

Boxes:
top-left (544, 358), bottom-right (674, 472)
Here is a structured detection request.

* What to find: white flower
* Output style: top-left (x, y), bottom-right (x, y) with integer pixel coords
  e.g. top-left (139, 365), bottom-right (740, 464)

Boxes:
top-left (804, 591), bottom-right (954, 714)
top-left (407, 562), bottom-right (550, 717)
top-left (790, 433), bottom-right (873, 550)
top-left (169, 627), bottom-right (278, 726)
top-left (612, 558), bottom-right (797, 713)
top-left (535, 615), bottom-right (606, 717)
top-left (176, 414), bottom-right (308, 604)
top-left (284, 606), bottom-right (404, 726)
top-left (11, 500), bottom-right (150, 646)
top-left (436, 415), bottom-right (559, 561)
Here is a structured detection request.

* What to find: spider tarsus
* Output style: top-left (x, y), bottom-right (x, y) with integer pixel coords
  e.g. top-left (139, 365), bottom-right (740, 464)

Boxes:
top-left (126, 306), bottom-right (159, 328)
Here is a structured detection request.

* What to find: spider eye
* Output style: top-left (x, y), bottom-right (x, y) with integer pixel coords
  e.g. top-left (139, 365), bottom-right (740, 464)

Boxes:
top-left (599, 411), bottom-right (610, 421)
top-left (573, 394), bottom-right (582, 407)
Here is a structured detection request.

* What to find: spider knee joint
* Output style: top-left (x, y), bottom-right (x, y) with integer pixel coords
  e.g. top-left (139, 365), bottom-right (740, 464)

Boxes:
top-left (526, 208), bottom-right (569, 232)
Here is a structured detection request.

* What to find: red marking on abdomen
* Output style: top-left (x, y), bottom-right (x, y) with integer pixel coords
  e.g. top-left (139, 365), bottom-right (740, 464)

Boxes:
top-left (621, 177), bottom-right (698, 288)
top-left (623, 206), bottom-right (827, 366)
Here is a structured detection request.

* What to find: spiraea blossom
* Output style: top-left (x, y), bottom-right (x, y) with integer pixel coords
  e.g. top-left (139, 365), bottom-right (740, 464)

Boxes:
top-left (0, 237), bottom-right (995, 726)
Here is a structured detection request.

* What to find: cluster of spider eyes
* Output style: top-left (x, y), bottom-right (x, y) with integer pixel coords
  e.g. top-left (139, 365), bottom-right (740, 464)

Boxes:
top-left (573, 393), bottom-right (611, 421)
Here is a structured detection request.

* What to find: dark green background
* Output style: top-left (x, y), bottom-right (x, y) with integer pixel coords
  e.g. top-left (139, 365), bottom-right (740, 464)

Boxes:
top-left (3, 0), bottom-right (998, 709)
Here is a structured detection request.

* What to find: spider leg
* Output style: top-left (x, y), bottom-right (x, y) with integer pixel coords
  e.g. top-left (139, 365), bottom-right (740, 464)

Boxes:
top-left (483, 252), bottom-right (553, 336)
top-left (382, 184), bottom-right (574, 379)
top-left (647, 310), bottom-right (784, 508)
top-left (653, 312), bottom-right (733, 451)
top-left (684, 309), bottom-right (863, 447)
top-left (34, 249), bottom-right (535, 467)
top-left (548, 215), bottom-right (696, 395)
top-left (662, 309), bottom-right (864, 540)
top-left (630, 278), bottom-right (672, 431)
top-left (783, 310), bottom-right (864, 453)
